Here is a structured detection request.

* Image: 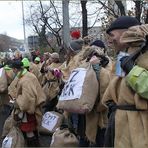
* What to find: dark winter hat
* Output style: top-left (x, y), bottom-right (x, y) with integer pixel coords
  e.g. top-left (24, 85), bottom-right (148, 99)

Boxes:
top-left (106, 16), bottom-right (140, 34)
top-left (10, 60), bottom-right (23, 69)
top-left (69, 39), bottom-right (84, 52)
top-left (90, 40), bottom-right (105, 48)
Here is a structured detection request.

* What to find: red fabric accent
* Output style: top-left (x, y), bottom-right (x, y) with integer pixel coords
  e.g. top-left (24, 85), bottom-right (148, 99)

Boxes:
top-left (70, 30), bottom-right (81, 39)
top-left (19, 114), bottom-right (37, 132)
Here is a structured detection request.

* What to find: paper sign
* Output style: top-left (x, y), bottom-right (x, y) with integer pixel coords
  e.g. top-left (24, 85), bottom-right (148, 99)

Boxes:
top-left (59, 68), bottom-right (87, 100)
top-left (2, 136), bottom-right (12, 148)
top-left (41, 112), bottom-right (59, 131)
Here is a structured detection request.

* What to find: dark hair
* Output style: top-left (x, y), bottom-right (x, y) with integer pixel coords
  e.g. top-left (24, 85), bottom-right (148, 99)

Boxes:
top-left (10, 60), bottom-right (23, 69)
top-left (90, 39), bottom-right (106, 53)
top-left (90, 40), bottom-right (105, 49)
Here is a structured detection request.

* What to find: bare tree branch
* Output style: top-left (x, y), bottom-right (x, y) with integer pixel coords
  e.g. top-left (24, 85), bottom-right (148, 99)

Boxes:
top-left (97, 0), bottom-right (118, 18)
top-left (133, 0), bottom-right (142, 22)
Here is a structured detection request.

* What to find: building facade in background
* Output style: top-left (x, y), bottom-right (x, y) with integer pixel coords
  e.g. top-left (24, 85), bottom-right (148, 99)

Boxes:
top-left (27, 26), bottom-right (102, 51)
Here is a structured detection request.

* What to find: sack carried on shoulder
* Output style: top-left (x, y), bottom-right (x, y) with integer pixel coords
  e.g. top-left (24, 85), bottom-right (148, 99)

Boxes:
top-left (39, 111), bottom-right (64, 135)
top-left (0, 68), bottom-right (7, 93)
top-left (50, 127), bottom-right (78, 147)
top-left (2, 126), bottom-right (25, 148)
top-left (1, 111), bottom-right (16, 138)
top-left (57, 65), bottom-right (99, 114)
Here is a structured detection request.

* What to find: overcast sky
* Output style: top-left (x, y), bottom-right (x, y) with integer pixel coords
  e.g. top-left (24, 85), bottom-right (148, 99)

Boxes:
top-left (0, 1), bottom-right (99, 40)
top-left (0, 1), bottom-right (25, 39)
top-left (0, 1), bottom-right (136, 40)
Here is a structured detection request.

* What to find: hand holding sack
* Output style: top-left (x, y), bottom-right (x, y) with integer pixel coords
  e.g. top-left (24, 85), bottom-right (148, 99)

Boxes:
top-left (56, 65), bottom-right (99, 114)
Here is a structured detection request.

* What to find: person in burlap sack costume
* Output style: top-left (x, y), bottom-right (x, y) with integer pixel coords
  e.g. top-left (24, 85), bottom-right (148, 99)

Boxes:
top-left (42, 52), bottom-right (62, 112)
top-left (10, 60), bottom-right (46, 147)
top-left (34, 57), bottom-right (42, 71)
top-left (102, 17), bottom-right (148, 148)
top-left (83, 39), bottom-right (112, 147)
top-left (8, 58), bottom-right (43, 100)
top-left (21, 57), bottom-right (43, 85)
top-left (58, 39), bottom-right (91, 146)
top-left (0, 61), bottom-right (15, 141)
top-left (58, 39), bottom-right (112, 146)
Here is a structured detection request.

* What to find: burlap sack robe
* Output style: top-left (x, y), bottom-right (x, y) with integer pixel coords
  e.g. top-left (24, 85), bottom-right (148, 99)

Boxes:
top-left (0, 68), bottom-right (15, 138)
top-left (85, 67), bottom-right (111, 143)
top-left (102, 24), bottom-right (148, 148)
top-left (0, 68), bottom-right (7, 93)
top-left (83, 46), bottom-right (112, 143)
top-left (15, 72), bottom-right (46, 126)
top-left (43, 62), bottom-right (62, 100)
top-left (8, 77), bottom-right (19, 99)
top-left (29, 62), bottom-right (43, 85)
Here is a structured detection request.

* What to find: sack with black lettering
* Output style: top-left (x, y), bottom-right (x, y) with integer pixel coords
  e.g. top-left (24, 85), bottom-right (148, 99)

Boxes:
top-left (57, 65), bottom-right (99, 114)
top-left (0, 68), bottom-right (7, 93)
top-left (2, 126), bottom-right (25, 148)
top-left (39, 111), bottom-right (64, 135)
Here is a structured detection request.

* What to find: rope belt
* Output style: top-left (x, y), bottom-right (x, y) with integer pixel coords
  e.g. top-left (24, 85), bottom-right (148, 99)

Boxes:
top-left (104, 102), bottom-right (147, 147)
top-left (106, 101), bottom-right (147, 113)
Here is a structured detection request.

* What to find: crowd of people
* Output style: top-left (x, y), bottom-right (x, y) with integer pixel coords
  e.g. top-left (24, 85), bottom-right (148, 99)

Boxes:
top-left (0, 16), bottom-right (148, 147)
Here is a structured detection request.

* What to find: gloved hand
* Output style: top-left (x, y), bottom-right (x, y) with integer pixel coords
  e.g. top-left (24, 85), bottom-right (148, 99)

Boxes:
top-left (99, 55), bottom-right (109, 67)
top-left (120, 56), bottom-right (134, 74)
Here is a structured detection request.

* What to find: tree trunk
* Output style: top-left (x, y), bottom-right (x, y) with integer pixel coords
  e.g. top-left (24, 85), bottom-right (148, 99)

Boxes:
top-left (114, 0), bottom-right (126, 16)
top-left (134, 0), bottom-right (142, 22)
top-left (81, 0), bottom-right (88, 37)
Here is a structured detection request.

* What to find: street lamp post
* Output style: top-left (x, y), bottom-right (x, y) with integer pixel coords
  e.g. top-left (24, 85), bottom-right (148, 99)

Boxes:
top-left (62, 0), bottom-right (70, 49)
top-left (22, 0), bottom-right (29, 52)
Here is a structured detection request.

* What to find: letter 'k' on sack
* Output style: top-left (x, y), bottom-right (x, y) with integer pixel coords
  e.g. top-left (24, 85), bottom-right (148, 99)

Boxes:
top-left (57, 65), bottom-right (99, 114)
top-left (0, 68), bottom-right (7, 93)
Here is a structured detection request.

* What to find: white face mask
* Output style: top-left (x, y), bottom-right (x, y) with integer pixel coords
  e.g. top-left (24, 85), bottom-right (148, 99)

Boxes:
top-left (115, 51), bottom-right (129, 77)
